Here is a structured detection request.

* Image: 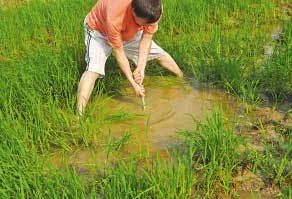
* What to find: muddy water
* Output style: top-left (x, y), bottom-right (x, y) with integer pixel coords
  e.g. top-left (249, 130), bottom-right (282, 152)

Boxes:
top-left (105, 77), bottom-right (238, 149)
top-left (48, 77), bottom-right (240, 172)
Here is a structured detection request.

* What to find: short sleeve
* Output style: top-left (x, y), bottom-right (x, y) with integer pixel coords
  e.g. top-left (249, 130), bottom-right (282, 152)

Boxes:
top-left (106, 22), bottom-right (123, 48)
top-left (105, 0), bottom-right (129, 48)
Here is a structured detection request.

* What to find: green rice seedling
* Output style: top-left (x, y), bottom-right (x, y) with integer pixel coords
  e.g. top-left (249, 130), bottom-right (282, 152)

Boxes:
top-left (105, 109), bottom-right (142, 123)
top-left (248, 120), bottom-right (292, 196)
top-left (181, 111), bottom-right (243, 197)
top-left (0, 0), bottom-right (291, 197)
top-left (282, 186), bottom-right (292, 199)
top-left (96, 150), bottom-right (194, 199)
top-left (158, 0), bottom-right (291, 104)
top-left (258, 19), bottom-right (292, 101)
top-left (0, 116), bottom-right (90, 198)
top-left (253, 138), bottom-right (292, 189)
top-left (104, 130), bottom-right (133, 158)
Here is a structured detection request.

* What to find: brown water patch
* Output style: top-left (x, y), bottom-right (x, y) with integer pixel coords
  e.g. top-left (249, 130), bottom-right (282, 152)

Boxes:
top-left (105, 77), bottom-right (238, 148)
top-left (47, 77), bottom-right (240, 173)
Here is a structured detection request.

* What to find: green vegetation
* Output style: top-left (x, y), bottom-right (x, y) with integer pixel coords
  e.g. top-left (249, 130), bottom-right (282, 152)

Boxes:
top-left (259, 21), bottom-right (292, 100)
top-left (96, 155), bottom-right (194, 199)
top-left (181, 112), bottom-right (243, 197)
top-left (0, 0), bottom-right (291, 198)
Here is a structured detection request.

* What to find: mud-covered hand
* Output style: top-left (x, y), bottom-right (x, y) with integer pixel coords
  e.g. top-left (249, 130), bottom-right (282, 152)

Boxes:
top-left (133, 68), bottom-right (145, 85)
top-left (133, 83), bottom-right (145, 97)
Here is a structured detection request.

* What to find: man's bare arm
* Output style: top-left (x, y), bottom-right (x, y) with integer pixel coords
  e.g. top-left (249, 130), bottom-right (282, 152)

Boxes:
top-left (113, 47), bottom-right (145, 96)
top-left (138, 32), bottom-right (153, 71)
top-left (133, 32), bottom-right (153, 84)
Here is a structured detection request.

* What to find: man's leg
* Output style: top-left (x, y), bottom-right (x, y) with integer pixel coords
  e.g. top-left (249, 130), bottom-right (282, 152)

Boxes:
top-left (76, 71), bottom-right (100, 115)
top-left (124, 31), bottom-right (183, 78)
top-left (124, 37), bottom-right (183, 78)
top-left (78, 22), bottom-right (111, 115)
top-left (156, 53), bottom-right (183, 78)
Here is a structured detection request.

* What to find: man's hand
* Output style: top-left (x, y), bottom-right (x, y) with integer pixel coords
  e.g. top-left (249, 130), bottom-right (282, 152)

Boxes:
top-left (112, 47), bottom-right (146, 97)
top-left (133, 67), bottom-right (145, 85)
top-left (133, 83), bottom-right (145, 97)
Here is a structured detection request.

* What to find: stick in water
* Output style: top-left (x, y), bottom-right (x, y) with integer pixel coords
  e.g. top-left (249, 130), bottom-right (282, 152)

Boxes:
top-left (140, 84), bottom-right (146, 110)
top-left (141, 95), bottom-right (146, 110)
top-left (137, 71), bottom-right (146, 110)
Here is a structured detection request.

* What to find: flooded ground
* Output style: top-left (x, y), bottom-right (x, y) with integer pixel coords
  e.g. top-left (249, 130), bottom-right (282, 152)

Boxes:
top-left (47, 76), bottom-right (240, 173)
top-left (45, 77), bottom-right (291, 198)
top-left (105, 77), bottom-right (238, 148)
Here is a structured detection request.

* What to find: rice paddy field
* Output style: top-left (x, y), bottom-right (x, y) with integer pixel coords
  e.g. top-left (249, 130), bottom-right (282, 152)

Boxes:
top-left (0, 0), bottom-right (292, 198)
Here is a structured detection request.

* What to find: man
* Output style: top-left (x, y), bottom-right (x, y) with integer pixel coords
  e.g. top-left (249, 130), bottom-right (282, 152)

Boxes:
top-left (77, 0), bottom-right (183, 115)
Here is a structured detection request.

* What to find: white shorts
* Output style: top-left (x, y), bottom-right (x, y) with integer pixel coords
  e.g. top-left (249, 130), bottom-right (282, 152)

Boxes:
top-left (84, 18), bottom-right (166, 77)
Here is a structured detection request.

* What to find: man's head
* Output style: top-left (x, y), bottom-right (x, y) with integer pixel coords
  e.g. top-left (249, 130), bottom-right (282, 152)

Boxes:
top-left (132, 0), bottom-right (162, 26)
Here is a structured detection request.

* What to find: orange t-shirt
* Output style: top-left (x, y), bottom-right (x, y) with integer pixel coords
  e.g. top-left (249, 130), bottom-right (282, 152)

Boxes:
top-left (87, 0), bottom-right (159, 48)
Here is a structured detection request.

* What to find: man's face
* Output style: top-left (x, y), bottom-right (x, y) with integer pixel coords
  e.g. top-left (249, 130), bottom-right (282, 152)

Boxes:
top-left (132, 10), bottom-right (150, 26)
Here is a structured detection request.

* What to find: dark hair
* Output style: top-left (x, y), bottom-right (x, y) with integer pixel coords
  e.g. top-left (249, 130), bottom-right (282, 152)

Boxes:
top-left (132, 0), bottom-right (162, 24)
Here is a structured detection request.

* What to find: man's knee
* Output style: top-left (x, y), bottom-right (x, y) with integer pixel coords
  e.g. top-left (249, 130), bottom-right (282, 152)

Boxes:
top-left (156, 53), bottom-right (169, 63)
top-left (81, 71), bottom-right (100, 83)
